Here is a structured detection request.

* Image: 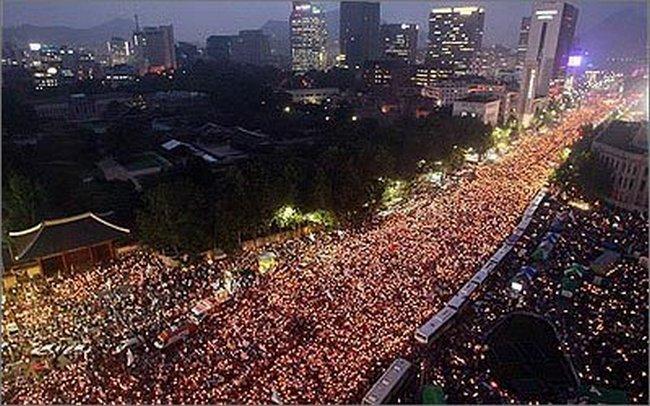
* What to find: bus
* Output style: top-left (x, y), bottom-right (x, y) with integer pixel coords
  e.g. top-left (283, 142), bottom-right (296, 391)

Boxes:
top-left (414, 305), bottom-right (457, 344)
top-left (447, 292), bottom-right (468, 311)
top-left (362, 358), bottom-right (413, 404)
top-left (459, 280), bottom-right (480, 298)
top-left (471, 268), bottom-right (490, 285)
top-left (506, 224), bottom-right (528, 246)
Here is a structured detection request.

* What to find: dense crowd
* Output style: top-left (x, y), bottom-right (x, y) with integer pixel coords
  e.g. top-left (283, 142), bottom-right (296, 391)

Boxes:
top-left (409, 186), bottom-right (648, 404)
top-left (1, 94), bottom-right (635, 404)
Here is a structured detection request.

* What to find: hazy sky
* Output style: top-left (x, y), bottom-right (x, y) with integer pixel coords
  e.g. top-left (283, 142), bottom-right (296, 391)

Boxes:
top-left (3, 1), bottom-right (647, 47)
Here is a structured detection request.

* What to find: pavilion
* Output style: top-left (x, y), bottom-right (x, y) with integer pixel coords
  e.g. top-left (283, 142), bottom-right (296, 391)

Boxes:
top-left (7, 212), bottom-right (130, 276)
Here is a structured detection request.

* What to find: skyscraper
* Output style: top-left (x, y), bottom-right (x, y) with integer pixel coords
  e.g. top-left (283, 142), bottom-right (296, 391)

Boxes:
top-left (176, 42), bottom-right (199, 68)
top-left (206, 35), bottom-right (235, 61)
top-left (339, 1), bottom-right (381, 69)
top-left (516, 17), bottom-right (532, 69)
top-left (519, 0), bottom-right (578, 125)
top-left (427, 6), bottom-right (485, 76)
top-left (231, 30), bottom-right (271, 66)
top-left (133, 24), bottom-right (177, 73)
top-left (380, 23), bottom-right (419, 64)
top-left (107, 37), bottom-right (132, 66)
top-left (290, 1), bottom-right (328, 73)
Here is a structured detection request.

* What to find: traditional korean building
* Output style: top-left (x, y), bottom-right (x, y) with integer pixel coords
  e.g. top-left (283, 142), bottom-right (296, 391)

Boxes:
top-left (7, 212), bottom-right (130, 276)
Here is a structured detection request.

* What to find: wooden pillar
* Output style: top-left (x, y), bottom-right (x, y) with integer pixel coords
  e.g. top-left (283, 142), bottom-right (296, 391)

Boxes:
top-left (89, 246), bottom-right (95, 263)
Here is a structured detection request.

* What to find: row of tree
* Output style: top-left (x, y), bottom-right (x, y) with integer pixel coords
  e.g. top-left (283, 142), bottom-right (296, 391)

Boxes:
top-left (136, 115), bottom-right (492, 254)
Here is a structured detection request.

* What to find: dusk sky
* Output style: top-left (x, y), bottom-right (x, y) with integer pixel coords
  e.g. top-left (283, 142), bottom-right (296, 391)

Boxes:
top-left (3, 0), bottom-right (647, 47)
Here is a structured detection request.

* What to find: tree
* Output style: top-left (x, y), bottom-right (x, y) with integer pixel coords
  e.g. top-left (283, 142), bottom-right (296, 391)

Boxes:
top-left (553, 141), bottom-right (613, 201)
top-left (300, 165), bottom-right (332, 212)
top-left (2, 89), bottom-right (39, 135)
top-left (136, 180), bottom-right (211, 254)
top-left (2, 172), bottom-right (45, 235)
top-left (213, 167), bottom-right (249, 251)
top-left (102, 122), bottom-right (153, 157)
top-left (75, 180), bottom-right (139, 222)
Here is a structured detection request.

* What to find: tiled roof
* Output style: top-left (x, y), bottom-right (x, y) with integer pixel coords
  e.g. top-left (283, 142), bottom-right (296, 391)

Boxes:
top-left (8, 213), bottom-right (130, 262)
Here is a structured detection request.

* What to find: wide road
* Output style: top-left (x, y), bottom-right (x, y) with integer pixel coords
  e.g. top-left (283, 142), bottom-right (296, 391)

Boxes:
top-left (162, 97), bottom-right (615, 403)
top-left (6, 93), bottom-right (625, 404)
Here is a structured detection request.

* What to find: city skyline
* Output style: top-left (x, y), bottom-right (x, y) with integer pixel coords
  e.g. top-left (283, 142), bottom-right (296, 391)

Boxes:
top-left (4, 0), bottom-right (647, 48)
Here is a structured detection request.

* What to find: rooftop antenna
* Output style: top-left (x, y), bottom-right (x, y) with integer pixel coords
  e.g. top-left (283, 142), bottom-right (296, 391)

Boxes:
top-left (134, 14), bottom-right (140, 32)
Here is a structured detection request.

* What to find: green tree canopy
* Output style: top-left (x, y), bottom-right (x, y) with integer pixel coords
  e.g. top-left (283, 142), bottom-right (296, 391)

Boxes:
top-left (2, 171), bottom-right (45, 236)
top-left (136, 179), bottom-right (211, 254)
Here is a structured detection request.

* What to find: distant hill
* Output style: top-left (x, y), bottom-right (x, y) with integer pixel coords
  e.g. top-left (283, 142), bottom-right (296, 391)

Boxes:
top-left (3, 18), bottom-right (135, 48)
top-left (580, 7), bottom-right (647, 59)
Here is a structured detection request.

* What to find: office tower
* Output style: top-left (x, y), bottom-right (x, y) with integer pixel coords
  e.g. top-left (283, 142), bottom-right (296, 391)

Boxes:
top-left (206, 35), bottom-right (235, 61)
top-left (107, 37), bottom-right (132, 66)
top-left (339, 1), bottom-right (381, 69)
top-left (262, 20), bottom-right (292, 68)
top-left (473, 45), bottom-right (518, 79)
top-left (427, 6), bottom-right (485, 76)
top-left (176, 42), bottom-right (199, 68)
top-left (517, 17), bottom-right (532, 69)
top-left (133, 24), bottom-right (177, 73)
top-left (290, 1), bottom-right (328, 73)
top-left (380, 23), bottom-right (419, 64)
top-left (519, 0), bottom-right (578, 124)
top-left (231, 30), bottom-right (271, 66)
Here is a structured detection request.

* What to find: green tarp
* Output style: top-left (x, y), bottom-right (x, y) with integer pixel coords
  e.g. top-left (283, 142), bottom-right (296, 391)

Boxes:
top-left (578, 384), bottom-right (629, 404)
top-left (422, 385), bottom-right (446, 404)
top-left (562, 277), bottom-right (580, 292)
top-left (564, 264), bottom-right (585, 278)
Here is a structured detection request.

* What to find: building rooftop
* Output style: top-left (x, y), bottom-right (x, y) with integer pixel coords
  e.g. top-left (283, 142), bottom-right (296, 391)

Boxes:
top-left (8, 212), bottom-right (130, 262)
top-left (457, 93), bottom-right (500, 103)
top-left (29, 92), bottom-right (133, 106)
top-left (595, 120), bottom-right (648, 154)
top-left (161, 139), bottom-right (219, 164)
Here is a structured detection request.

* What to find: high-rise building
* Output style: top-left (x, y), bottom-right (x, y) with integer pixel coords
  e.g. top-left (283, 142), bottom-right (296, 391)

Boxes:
top-left (380, 23), bottom-right (418, 64)
top-left (262, 20), bottom-right (292, 68)
top-left (339, 1), bottom-right (381, 69)
top-left (427, 6), bottom-right (485, 76)
top-left (231, 30), bottom-right (271, 66)
top-left (133, 24), bottom-right (177, 73)
top-left (472, 45), bottom-right (518, 80)
top-left (516, 17), bottom-right (532, 69)
top-left (176, 42), bottom-right (199, 68)
top-left (206, 35), bottom-right (235, 61)
top-left (519, 0), bottom-right (578, 125)
top-left (290, 1), bottom-right (328, 73)
top-left (107, 37), bottom-right (132, 66)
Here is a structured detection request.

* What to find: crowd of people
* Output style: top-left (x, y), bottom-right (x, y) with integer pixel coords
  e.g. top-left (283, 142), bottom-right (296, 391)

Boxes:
top-left (408, 184), bottom-right (648, 404)
top-left (2, 91), bottom-right (640, 404)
